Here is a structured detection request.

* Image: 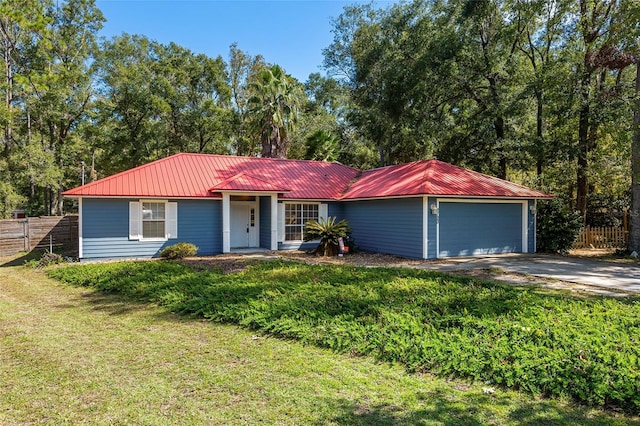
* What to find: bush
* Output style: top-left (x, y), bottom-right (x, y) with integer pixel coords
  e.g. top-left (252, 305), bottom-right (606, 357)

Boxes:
top-left (537, 199), bottom-right (583, 254)
top-left (304, 216), bottom-right (351, 256)
top-left (25, 251), bottom-right (74, 268)
top-left (159, 242), bottom-right (198, 259)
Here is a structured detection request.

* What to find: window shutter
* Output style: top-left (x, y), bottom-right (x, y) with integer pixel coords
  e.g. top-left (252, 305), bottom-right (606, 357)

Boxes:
top-left (129, 201), bottom-right (141, 240)
top-left (166, 202), bottom-right (178, 239)
top-left (319, 203), bottom-right (328, 221)
top-left (277, 203), bottom-right (285, 242)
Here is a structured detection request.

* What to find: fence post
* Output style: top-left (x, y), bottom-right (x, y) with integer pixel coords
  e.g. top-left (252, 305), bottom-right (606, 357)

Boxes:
top-left (25, 218), bottom-right (30, 251)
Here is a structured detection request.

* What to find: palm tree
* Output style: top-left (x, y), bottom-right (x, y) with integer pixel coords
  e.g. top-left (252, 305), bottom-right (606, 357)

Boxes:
top-left (249, 65), bottom-right (303, 158)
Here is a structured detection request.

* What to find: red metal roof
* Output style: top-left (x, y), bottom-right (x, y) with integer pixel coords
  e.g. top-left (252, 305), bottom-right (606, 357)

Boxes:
top-left (62, 153), bottom-right (359, 200)
top-left (62, 154), bottom-right (552, 200)
top-left (340, 159), bottom-right (552, 199)
top-left (210, 172), bottom-right (291, 193)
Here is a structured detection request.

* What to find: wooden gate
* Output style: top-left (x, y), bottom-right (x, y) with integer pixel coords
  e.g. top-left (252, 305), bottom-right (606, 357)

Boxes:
top-left (573, 225), bottom-right (628, 249)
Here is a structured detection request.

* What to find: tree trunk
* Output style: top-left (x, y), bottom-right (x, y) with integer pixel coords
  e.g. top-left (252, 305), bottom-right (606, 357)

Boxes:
top-left (629, 61), bottom-right (640, 252)
top-left (576, 65), bottom-right (592, 222)
top-left (3, 17), bottom-right (13, 152)
top-left (535, 90), bottom-right (544, 177)
top-left (260, 127), bottom-right (272, 157)
top-left (494, 115), bottom-right (507, 180)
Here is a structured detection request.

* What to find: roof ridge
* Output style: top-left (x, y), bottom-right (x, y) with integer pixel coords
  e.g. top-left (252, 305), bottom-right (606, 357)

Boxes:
top-left (212, 171), bottom-right (281, 187)
top-left (338, 170), bottom-right (363, 199)
top-left (421, 160), bottom-right (433, 194)
top-left (177, 152), bottom-right (360, 170)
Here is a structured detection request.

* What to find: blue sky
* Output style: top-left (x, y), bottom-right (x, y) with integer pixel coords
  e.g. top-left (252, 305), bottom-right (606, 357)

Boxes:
top-left (95, 0), bottom-right (387, 82)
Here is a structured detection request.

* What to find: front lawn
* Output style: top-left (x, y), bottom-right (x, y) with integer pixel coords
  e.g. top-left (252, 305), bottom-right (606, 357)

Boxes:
top-left (48, 259), bottom-right (640, 414)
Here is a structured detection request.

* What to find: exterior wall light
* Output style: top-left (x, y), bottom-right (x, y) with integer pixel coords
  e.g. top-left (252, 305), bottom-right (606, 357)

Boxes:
top-left (430, 203), bottom-right (439, 215)
top-left (529, 205), bottom-right (537, 215)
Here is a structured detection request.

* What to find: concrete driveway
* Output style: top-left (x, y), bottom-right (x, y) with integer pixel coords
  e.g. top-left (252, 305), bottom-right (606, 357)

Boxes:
top-left (428, 254), bottom-right (640, 295)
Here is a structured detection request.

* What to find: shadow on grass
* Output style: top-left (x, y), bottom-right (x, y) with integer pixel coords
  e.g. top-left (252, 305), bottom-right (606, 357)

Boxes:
top-left (79, 291), bottom-right (159, 316)
top-left (329, 394), bottom-right (636, 426)
top-left (0, 251), bottom-right (42, 267)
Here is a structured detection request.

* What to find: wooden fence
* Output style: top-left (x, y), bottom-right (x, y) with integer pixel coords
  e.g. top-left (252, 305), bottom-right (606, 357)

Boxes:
top-left (0, 216), bottom-right (78, 257)
top-left (573, 225), bottom-right (628, 249)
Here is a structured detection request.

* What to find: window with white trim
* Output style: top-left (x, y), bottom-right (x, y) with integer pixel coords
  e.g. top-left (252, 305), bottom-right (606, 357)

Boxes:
top-left (284, 203), bottom-right (318, 241)
top-left (130, 200), bottom-right (177, 241)
top-left (142, 202), bottom-right (166, 239)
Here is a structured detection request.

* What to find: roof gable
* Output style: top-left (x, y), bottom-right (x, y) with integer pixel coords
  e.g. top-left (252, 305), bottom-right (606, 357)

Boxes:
top-left (340, 160), bottom-right (551, 199)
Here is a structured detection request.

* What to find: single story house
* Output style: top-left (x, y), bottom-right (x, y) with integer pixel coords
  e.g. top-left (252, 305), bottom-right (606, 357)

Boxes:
top-left (62, 153), bottom-right (552, 261)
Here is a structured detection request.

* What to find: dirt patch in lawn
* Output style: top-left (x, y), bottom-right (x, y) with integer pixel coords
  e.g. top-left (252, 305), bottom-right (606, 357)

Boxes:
top-left (568, 248), bottom-right (640, 265)
top-left (177, 255), bottom-right (267, 274)
top-left (278, 250), bottom-right (452, 268)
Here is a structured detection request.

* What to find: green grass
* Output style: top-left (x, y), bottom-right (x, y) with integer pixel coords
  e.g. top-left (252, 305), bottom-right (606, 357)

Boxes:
top-left (46, 259), bottom-right (640, 416)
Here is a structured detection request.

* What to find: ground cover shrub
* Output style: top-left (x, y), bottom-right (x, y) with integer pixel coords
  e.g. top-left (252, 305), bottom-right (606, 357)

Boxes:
top-left (159, 242), bottom-right (198, 259)
top-left (49, 261), bottom-right (640, 413)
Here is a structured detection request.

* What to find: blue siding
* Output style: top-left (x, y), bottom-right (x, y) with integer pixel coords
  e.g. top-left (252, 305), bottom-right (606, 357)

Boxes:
top-left (82, 198), bottom-right (221, 260)
top-left (342, 198), bottom-right (423, 259)
top-left (438, 202), bottom-right (522, 257)
top-left (328, 202), bottom-right (344, 220)
top-left (81, 196), bottom-right (537, 260)
top-left (427, 197), bottom-right (438, 259)
top-left (259, 196), bottom-right (271, 249)
top-left (174, 200), bottom-right (222, 255)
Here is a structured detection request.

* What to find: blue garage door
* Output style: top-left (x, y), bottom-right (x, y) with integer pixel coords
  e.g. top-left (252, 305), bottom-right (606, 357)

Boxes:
top-left (438, 202), bottom-right (523, 258)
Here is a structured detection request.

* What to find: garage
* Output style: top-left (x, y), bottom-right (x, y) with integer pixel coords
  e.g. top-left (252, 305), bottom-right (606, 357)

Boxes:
top-left (437, 200), bottom-right (526, 258)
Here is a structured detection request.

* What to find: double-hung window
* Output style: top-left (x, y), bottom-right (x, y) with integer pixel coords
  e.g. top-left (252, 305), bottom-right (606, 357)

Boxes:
top-left (142, 202), bottom-right (165, 239)
top-left (284, 203), bottom-right (319, 241)
top-left (129, 200), bottom-right (177, 241)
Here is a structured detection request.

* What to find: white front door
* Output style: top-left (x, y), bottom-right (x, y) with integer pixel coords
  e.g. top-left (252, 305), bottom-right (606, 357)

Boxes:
top-left (230, 202), bottom-right (258, 248)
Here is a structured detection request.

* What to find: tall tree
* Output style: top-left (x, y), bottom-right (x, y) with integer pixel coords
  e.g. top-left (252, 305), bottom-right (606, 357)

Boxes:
top-left (227, 43), bottom-right (265, 156)
top-left (573, 0), bottom-right (638, 219)
top-left (95, 35), bottom-right (232, 174)
top-left (152, 42), bottom-right (232, 154)
top-left (0, 1), bottom-right (42, 215)
top-left (630, 60), bottom-right (640, 252)
top-left (249, 65), bottom-right (303, 158)
top-left (94, 34), bottom-right (161, 172)
top-left (516, 0), bottom-right (572, 179)
top-left (0, 0), bottom-right (103, 216)
top-left (38, 0), bottom-right (103, 214)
